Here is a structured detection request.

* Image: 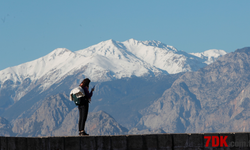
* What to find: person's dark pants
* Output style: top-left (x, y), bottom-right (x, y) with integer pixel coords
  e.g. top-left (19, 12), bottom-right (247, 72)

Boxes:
top-left (78, 98), bottom-right (89, 132)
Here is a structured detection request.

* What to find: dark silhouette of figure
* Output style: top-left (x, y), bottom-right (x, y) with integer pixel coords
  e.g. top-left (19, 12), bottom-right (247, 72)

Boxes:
top-left (78, 78), bottom-right (94, 136)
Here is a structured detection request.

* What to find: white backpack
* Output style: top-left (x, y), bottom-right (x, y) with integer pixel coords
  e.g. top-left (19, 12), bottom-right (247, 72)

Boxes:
top-left (69, 86), bottom-right (85, 105)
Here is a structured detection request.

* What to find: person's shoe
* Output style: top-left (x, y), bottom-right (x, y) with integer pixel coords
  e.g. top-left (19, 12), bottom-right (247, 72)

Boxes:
top-left (82, 131), bottom-right (89, 136)
top-left (79, 131), bottom-right (89, 136)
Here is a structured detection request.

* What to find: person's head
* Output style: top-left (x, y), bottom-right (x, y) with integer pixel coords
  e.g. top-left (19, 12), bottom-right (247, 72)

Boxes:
top-left (80, 78), bottom-right (91, 88)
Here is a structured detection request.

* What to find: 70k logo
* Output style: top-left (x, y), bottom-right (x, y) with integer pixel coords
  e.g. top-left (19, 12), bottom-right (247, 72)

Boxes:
top-left (204, 136), bottom-right (228, 147)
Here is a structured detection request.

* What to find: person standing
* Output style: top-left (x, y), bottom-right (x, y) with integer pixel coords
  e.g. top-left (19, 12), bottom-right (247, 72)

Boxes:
top-left (78, 78), bottom-right (94, 136)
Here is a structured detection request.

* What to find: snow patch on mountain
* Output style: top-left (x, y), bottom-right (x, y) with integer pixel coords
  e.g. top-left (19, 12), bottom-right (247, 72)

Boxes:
top-left (121, 39), bottom-right (207, 74)
top-left (76, 39), bottom-right (165, 80)
top-left (0, 48), bottom-right (75, 83)
top-left (0, 48), bottom-right (92, 95)
top-left (190, 49), bottom-right (227, 64)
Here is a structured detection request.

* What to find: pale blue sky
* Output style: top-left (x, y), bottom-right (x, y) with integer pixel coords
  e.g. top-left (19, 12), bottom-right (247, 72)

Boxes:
top-left (1, 0), bottom-right (250, 70)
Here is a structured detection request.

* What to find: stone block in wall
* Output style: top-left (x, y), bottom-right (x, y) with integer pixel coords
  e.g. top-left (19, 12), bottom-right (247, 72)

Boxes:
top-left (235, 133), bottom-right (249, 148)
top-left (16, 137), bottom-right (27, 150)
top-left (7, 137), bottom-right (16, 150)
top-left (65, 136), bottom-right (80, 150)
top-left (219, 133), bottom-right (234, 148)
top-left (204, 133), bottom-right (219, 148)
top-left (173, 134), bottom-right (188, 148)
top-left (127, 135), bottom-right (145, 150)
top-left (6, 137), bottom-right (27, 150)
top-left (0, 137), bottom-right (8, 150)
top-left (157, 134), bottom-right (172, 149)
top-left (188, 133), bottom-right (203, 148)
top-left (111, 135), bottom-right (127, 150)
top-left (49, 136), bottom-right (64, 150)
top-left (81, 136), bottom-right (96, 150)
top-left (27, 137), bottom-right (49, 150)
top-left (144, 134), bottom-right (158, 150)
top-left (96, 136), bottom-right (111, 150)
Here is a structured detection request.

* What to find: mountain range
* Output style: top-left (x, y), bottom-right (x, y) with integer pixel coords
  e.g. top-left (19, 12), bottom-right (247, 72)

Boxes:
top-left (0, 39), bottom-right (230, 136)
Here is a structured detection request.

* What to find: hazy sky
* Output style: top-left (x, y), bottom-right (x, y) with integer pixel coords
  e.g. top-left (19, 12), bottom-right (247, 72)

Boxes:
top-left (1, 0), bottom-right (250, 70)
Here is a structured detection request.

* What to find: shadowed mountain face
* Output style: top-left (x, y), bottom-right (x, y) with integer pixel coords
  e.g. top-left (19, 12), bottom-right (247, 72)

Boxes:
top-left (4, 73), bottom-right (180, 137)
top-left (12, 94), bottom-right (128, 137)
top-left (53, 108), bottom-right (128, 136)
top-left (0, 117), bottom-right (14, 136)
top-left (90, 73), bottom-right (183, 129)
top-left (9, 74), bottom-right (180, 136)
top-left (137, 47), bottom-right (250, 133)
top-left (12, 94), bottom-right (75, 137)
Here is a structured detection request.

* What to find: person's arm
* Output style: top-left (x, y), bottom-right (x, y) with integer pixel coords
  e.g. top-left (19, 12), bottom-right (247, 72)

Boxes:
top-left (83, 87), bottom-right (93, 99)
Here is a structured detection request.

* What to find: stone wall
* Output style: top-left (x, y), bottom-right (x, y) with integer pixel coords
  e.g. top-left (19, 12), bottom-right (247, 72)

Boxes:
top-left (0, 133), bottom-right (249, 150)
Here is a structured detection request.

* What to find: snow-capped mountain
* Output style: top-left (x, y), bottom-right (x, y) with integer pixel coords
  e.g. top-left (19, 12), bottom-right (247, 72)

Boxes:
top-left (0, 38), bottom-right (231, 136)
top-left (0, 39), bottom-right (226, 104)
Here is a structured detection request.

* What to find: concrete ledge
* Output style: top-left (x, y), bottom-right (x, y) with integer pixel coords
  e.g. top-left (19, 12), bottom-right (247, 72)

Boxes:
top-left (1, 133), bottom-right (249, 150)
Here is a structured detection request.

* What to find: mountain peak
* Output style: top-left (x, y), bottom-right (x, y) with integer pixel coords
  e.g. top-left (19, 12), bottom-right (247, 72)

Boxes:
top-left (100, 39), bottom-right (118, 45)
top-left (143, 40), bottom-right (177, 51)
top-left (105, 39), bottom-right (116, 44)
top-left (124, 39), bottom-right (178, 52)
top-left (43, 48), bottom-right (75, 63)
top-left (126, 38), bottom-right (139, 43)
top-left (90, 39), bottom-right (120, 50)
top-left (49, 48), bottom-right (72, 56)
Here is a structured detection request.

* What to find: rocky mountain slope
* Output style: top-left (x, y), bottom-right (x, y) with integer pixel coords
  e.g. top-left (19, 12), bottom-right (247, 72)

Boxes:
top-left (137, 47), bottom-right (250, 133)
